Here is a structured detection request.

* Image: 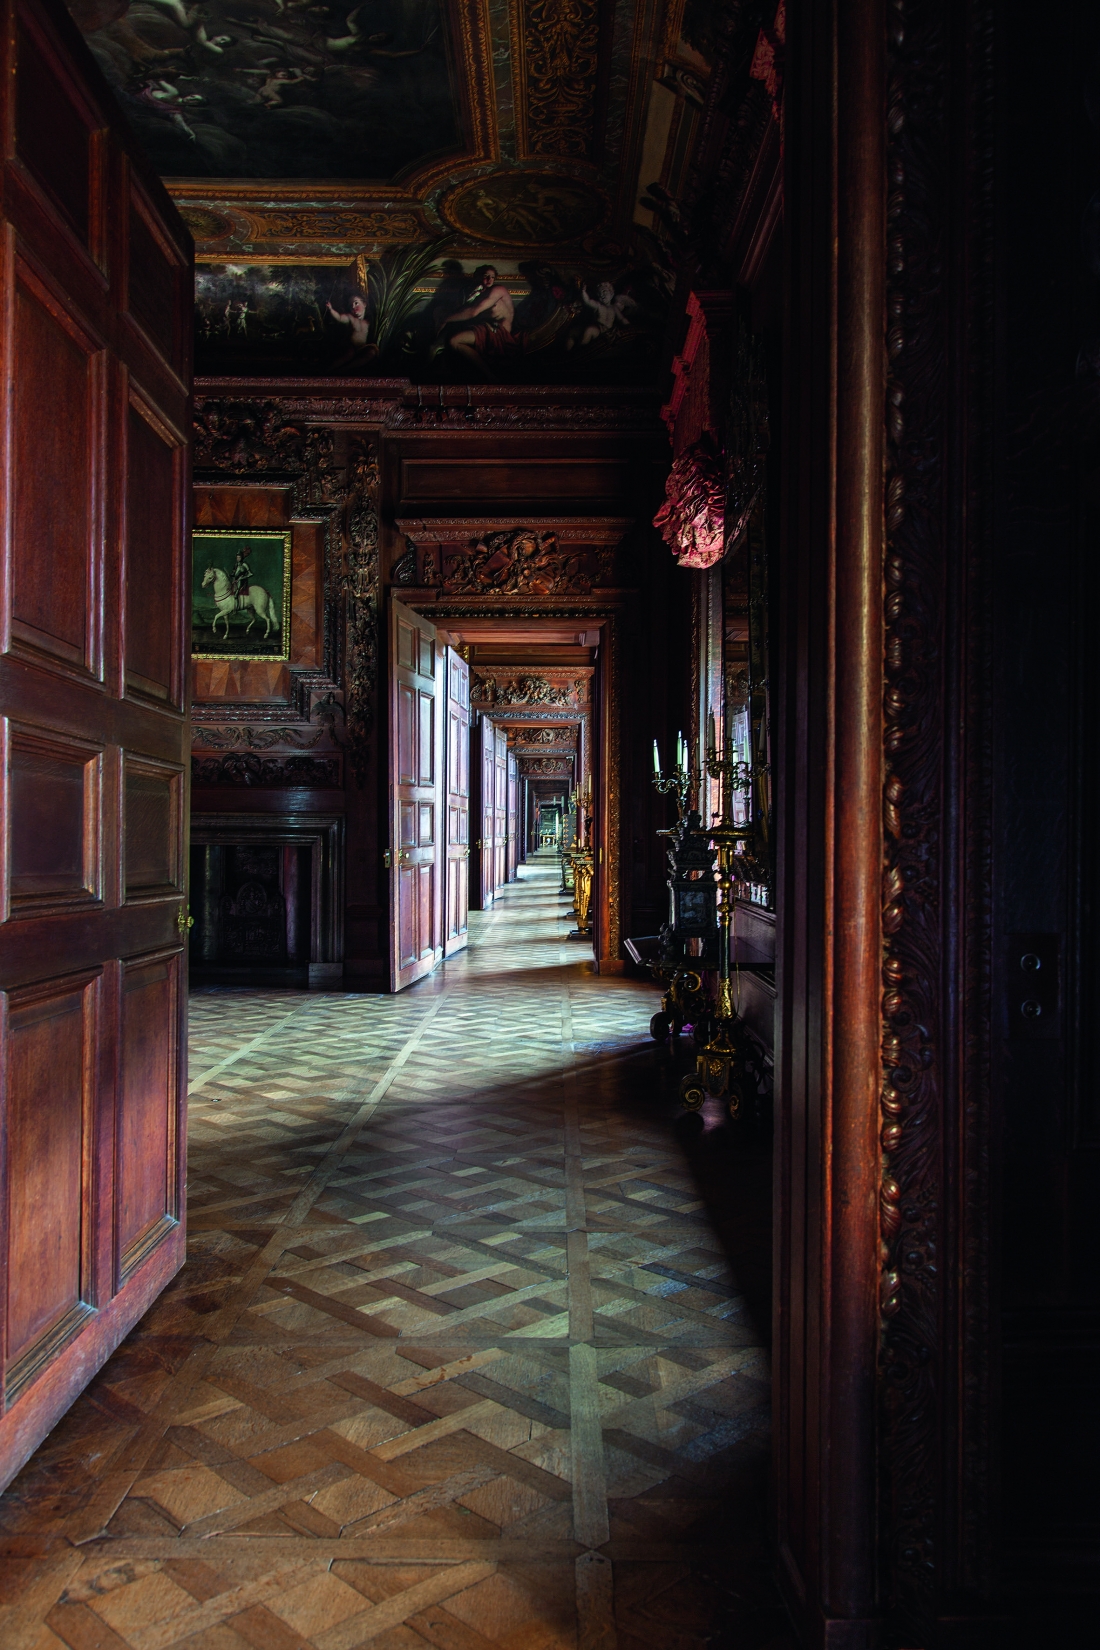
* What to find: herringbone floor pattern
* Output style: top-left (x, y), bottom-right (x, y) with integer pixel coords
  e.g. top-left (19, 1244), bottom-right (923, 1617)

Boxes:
top-left (0, 859), bottom-right (792, 1649)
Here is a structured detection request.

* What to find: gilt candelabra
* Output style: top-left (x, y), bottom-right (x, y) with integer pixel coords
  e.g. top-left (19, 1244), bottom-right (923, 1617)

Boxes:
top-left (567, 779), bottom-right (594, 939)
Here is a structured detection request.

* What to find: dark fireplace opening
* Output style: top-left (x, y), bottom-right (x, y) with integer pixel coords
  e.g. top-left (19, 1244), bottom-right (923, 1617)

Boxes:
top-left (190, 843), bottom-right (312, 986)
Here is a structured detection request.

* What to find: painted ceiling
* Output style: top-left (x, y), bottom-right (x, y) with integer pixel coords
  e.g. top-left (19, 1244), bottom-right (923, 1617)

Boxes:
top-left (65, 0), bottom-right (717, 262)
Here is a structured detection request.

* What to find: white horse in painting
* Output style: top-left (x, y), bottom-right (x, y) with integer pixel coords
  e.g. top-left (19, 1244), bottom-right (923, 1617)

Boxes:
top-left (201, 565), bottom-right (281, 640)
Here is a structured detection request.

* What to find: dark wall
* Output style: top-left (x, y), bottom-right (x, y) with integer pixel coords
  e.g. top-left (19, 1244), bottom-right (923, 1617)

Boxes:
top-left (995, 0), bottom-right (1100, 1631)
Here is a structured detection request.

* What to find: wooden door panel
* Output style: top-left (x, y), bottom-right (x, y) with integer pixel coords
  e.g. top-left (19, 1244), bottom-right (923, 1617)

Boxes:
top-left (117, 952), bottom-right (179, 1278)
top-left (126, 195), bottom-right (181, 364)
top-left (7, 729), bottom-right (101, 913)
top-left (418, 689), bottom-right (435, 783)
top-left (389, 598), bottom-right (442, 989)
top-left (417, 863), bottom-right (434, 960)
top-left (13, 17), bottom-right (94, 250)
top-left (125, 400), bottom-right (182, 704)
top-left (0, 0), bottom-right (191, 1490)
top-left (10, 267), bottom-right (101, 673)
top-left (396, 682), bottom-right (416, 784)
top-left (397, 615), bottom-right (417, 670)
top-left (398, 867), bottom-right (418, 966)
top-left (123, 761), bottom-right (182, 900)
top-left (3, 971), bottom-right (96, 1401)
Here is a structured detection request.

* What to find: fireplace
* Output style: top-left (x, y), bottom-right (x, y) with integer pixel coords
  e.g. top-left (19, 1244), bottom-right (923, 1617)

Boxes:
top-left (189, 813), bottom-right (344, 987)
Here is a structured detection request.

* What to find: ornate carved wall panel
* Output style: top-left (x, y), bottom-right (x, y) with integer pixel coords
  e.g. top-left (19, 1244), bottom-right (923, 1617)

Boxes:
top-left (472, 671), bottom-right (589, 708)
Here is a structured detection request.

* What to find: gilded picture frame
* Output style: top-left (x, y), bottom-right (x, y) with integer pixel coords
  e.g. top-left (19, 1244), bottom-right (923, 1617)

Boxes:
top-left (191, 529), bottom-right (292, 662)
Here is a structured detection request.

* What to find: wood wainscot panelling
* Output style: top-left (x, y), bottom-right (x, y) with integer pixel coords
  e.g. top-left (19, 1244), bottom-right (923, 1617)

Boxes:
top-left (731, 900), bottom-right (775, 1070)
top-left (0, 0), bottom-right (191, 1490)
top-left (732, 899), bottom-right (776, 970)
top-left (383, 431), bottom-right (663, 523)
top-left (398, 457), bottom-right (634, 513)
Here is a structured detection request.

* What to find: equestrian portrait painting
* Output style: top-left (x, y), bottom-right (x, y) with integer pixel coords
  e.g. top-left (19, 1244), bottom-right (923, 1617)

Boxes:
top-left (192, 529), bottom-right (291, 660)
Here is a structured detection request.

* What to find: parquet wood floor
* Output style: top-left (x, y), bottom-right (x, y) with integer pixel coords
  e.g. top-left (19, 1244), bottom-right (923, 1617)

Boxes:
top-left (0, 859), bottom-right (794, 1650)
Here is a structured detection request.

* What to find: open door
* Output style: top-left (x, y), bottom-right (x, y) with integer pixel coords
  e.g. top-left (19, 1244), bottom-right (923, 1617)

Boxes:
top-left (443, 646), bottom-right (469, 958)
top-left (389, 598), bottom-right (442, 990)
top-left (471, 714), bottom-right (496, 910)
top-left (0, 0), bottom-right (192, 1488)
top-left (494, 724), bottom-right (508, 892)
top-left (506, 749), bottom-right (518, 882)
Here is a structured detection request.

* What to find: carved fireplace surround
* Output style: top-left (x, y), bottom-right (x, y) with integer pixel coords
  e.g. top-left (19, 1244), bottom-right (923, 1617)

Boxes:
top-left (190, 813), bottom-right (345, 986)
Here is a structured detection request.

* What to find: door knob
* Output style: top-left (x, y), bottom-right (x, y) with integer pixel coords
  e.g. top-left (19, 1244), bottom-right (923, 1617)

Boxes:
top-left (176, 904), bottom-right (194, 934)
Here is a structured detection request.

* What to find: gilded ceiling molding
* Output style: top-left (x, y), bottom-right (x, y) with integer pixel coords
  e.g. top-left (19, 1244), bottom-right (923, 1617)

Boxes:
top-left (517, 0), bottom-right (601, 159)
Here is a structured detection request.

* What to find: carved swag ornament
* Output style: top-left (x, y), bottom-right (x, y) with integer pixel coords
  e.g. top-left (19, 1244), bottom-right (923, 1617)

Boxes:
top-left (192, 754), bottom-right (340, 787)
top-left (441, 527), bottom-right (610, 596)
top-left (519, 757), bottom-right (574, 776)
top-left (506, 726), bottom-right (574, 745)
top-left (472, 673), bottom-right (584, 706)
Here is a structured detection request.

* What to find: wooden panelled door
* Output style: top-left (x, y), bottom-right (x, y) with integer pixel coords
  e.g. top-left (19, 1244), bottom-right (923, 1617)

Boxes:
top-left (443, 646), bottom-right (469, 958)
top-left (494, 725), bottom-right (508, 891)
top-left (506, 750), bottom-right (518, 881)
top-left (0, 0), bottom-right (192, 1487)
top-left (389, 598), bottom-right (443, 990)
top-left (472, 714), bottom-right (496, 910)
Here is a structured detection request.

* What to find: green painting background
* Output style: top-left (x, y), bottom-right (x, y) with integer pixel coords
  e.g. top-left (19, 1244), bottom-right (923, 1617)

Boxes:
top-left (192, 532), bottom-right (288, 659)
